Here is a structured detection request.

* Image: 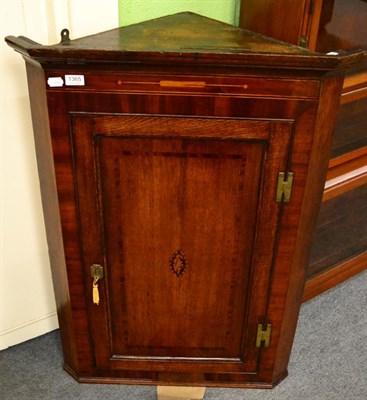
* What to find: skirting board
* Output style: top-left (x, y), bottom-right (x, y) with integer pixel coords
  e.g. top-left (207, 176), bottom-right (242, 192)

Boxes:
top-left (0, 312), bottom-right (59, 350)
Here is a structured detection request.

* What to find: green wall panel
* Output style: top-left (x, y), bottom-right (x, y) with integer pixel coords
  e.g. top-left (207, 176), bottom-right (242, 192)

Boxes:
top-left (118, 0), bottom-right (240, 27)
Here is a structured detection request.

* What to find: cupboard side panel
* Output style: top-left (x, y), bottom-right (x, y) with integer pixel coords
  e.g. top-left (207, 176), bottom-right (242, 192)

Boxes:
top-left (271, 74), bottom-right (345, 380)
top-left (24, 61), bottom-right (79, 371)
top-left (45, 90), bottom-right (98, 375)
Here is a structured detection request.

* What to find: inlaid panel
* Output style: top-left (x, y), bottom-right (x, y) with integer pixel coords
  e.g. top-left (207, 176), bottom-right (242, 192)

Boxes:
top-left (99, 137), bottom-right (261, 360)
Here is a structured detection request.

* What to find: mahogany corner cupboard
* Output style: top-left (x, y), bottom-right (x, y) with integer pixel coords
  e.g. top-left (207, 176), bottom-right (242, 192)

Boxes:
top-left (6, 12), bottom-right (364, 389)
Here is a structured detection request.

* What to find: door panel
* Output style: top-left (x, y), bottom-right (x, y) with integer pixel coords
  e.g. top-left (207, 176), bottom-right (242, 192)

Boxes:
top-left (70, 113), bottom-right (293, 375)
top-left (100, 137), bottom-right (261, 361)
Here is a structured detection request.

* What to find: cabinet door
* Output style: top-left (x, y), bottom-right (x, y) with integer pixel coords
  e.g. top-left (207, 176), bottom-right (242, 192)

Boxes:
top-left (70, 113), bottom-right (293, 377)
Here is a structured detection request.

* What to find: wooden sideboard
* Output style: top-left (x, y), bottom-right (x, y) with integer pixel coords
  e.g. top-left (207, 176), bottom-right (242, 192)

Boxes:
top-left (6, 12), bottom-right (362, 388)
top-left (240, 0), bottom-right (367, 301)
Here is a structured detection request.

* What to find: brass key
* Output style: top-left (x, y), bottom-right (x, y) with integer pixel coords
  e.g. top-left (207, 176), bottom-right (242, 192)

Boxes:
top-left (91, 264), bottom-right (104, 305)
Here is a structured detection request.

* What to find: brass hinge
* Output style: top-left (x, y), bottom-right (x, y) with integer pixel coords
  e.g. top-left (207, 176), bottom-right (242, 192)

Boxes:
top-left (299, 35), bottom-right (309, 48)
top-left (276, 172), bottom-right (294, 203)
top-left (256, 324), bottom-right (272, 348)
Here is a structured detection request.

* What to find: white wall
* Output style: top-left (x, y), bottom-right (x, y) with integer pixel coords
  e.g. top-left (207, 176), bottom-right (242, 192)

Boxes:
top-left (0, 0), bottom-right (118, 350)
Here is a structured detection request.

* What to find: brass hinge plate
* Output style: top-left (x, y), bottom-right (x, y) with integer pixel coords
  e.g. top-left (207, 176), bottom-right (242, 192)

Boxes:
top-left (256, 324), bottom-right (272, 348)
top-left (276, 172), bottom-right (294, 203)
top-left (299, 35), bottom-right (309, 48)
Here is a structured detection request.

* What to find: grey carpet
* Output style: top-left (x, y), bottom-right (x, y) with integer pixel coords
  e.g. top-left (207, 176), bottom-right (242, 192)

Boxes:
top-left (1, 270), bottom-right (366, 400)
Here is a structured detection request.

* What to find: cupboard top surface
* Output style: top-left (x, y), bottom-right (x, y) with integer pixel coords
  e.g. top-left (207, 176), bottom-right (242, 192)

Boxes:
top-left (5, 12), bottom-right (361, 70)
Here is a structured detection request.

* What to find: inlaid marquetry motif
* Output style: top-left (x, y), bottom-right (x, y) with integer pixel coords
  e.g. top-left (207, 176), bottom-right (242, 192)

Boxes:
top-left (170, 250), bottom-right (187, 278)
